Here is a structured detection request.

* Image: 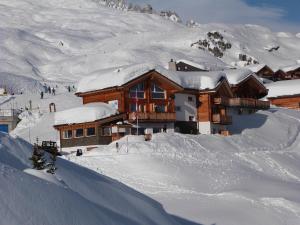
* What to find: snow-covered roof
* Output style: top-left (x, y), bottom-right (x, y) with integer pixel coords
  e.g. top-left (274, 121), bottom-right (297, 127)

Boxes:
top-left (223, 68), bottom-right (262, 85)
top-left (244, 64), bottom-right (269, 73)
top-left (177, 59), bottom-right (207, 71)
top-left (266, 80), bottom-right (300, 98)
top-left (280, 64), bottom-right (300, 72)
top-left (77, 63), bottom-right (226, 93)
top-left (54, 103), bottom-right (118, 125)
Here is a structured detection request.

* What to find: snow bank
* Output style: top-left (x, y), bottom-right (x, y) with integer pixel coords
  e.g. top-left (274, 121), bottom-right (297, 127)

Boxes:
top-left (67, 108), bottom-right (300, 225)
top-left (266, 80), bottom-right (300, 98)
top-left (0, 132), bottom-right (181, 225)
top-left (77, 63), bottom-right (226, 93)
top-left (54, 103), bottom-right (118, 125)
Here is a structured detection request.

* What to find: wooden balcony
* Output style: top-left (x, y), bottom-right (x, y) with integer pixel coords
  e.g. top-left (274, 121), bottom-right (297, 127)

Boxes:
top-left (214, 97), bottom-right (270, 109)
top-left (128, 112), bottom-right (176, 122)
top-left (212, 114), bottom-right (232, 125)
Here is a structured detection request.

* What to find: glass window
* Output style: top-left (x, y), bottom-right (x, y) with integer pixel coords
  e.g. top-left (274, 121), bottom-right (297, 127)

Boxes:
top-left (154, 104), bottom-right (166, 113)
top-left (102, 127), bottom-right (111, 136)
top-left (151, 83), bottom-right (165, 99)
top-left (130, 103), bottom-right (137, 112)
top-left (129, 83), bottom-right (145, 99)
top-left (86, 127), bottom-right (96, 136)
top-left (63, 130), bottom-right (72, 139)
top-left (188, 96), bottom-right (193, 102)
top-left (175, 106), bottom-right (181, 112)
top-left (75, 128), bottom-right (84, 138)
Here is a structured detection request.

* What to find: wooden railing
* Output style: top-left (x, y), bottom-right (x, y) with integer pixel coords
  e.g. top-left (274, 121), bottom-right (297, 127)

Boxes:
top-left (212, 114), bottom-right (232, 125)
top-left (128, 112), bottom-right (176, 121)
top-left (214, 97), bottom-right (270, 109)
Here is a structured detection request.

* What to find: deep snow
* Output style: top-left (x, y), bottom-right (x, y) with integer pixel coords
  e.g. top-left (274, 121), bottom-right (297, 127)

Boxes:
top-left (1, 0), bottom-right (300, 224)
top-left (6, 89), bottom-right (300, 225)
top-left (0, 131), bottom-right (186, 225)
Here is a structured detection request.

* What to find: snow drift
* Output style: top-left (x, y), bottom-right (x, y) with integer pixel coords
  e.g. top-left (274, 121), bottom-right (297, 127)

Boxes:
top-left (0, 132), bottom-right (183, 225)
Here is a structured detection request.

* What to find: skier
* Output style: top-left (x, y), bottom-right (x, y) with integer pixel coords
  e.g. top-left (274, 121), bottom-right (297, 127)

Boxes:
top-left (48, 86), bottom-right (51, 94)
top-left (40, 91), bottom-right (44, 99)
top-left (68, 86), bottom-right (71, 92)
top-left (52, 88), bottom-right (56, 95)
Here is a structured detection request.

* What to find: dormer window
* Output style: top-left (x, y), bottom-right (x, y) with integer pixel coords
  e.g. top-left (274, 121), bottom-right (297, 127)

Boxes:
top-left (129, 83), bottom-right (145, 99)
top-left (151, 83), bottom-right (165, 99)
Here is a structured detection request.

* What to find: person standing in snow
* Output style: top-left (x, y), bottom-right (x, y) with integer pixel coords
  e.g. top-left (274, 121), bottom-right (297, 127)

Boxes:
top-left (68, 86), bottom-right (71, 92)
top-left (48, 86), bottom-right (51, 94)
top-left (40, 91), bottom-right (44, 99)
top-left (52, 88), bottom-right (56, 95)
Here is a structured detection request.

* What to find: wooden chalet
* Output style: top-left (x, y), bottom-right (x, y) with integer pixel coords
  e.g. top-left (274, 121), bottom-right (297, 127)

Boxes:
top-left (268, 95), bottom-right (300, 109)
top-left (266, 80), bottom-right (300, 110)
top-left (272, 65), bottom-right (300, 81)
top-left (54, 64), bottom-right (271, 148)
top-left (246, 64), bottom-right (274, 80)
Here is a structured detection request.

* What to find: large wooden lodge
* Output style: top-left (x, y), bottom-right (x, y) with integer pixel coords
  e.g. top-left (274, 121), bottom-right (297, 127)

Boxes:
top-left (54, 60), bottom-right (272, 149)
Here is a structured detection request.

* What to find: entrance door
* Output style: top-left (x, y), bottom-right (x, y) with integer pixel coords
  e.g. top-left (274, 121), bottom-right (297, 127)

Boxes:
top-left (0, 124), bottom-right (9, 133)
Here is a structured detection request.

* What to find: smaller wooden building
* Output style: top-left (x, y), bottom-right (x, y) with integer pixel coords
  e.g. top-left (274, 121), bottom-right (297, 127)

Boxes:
top-left (0, 109), bottom-right (19, 133)
top-left (246, 64), bottom-right (274, 80)
top-left (266, 80), bottom-right (300, 109)
top-left (54, 103), bottom-right (131, 149)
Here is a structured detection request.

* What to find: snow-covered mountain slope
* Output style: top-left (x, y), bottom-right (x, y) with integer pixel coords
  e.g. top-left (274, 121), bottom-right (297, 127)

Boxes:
top-left (0, 131), bottom-right (186, 225)
top-left (1, 0), bottom-right (299, 94)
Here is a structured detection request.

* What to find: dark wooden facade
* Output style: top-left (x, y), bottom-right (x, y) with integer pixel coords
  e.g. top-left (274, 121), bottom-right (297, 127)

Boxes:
top-left (54, 114), bottom-right (129, 148)
top-left (77, 70), bottom-right (183, 122)
top-left (268, 95), bottom-right (300, 109)
top-left (231, 75), bottom-right (268, 99)
top-left (176, 61), bottom-right (208, 72)
top-left (273, 68), bottom-right (300, 81)
top-left (255, 66), bottom-right (274, 79)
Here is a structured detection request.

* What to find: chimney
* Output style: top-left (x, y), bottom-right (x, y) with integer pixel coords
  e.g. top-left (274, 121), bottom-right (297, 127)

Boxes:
top-left (168, 59), bottom-right (177, 71)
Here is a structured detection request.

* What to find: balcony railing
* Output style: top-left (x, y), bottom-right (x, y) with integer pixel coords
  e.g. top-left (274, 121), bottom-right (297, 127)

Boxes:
top-left (128, 112), bottom-right (176, 121)
top-left (214, 97), bottom-right (270, 109)
top-left (212, 114), bottom-right (232, 125)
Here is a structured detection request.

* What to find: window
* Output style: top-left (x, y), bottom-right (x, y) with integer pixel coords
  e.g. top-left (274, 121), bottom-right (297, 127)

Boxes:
top-left (130, 103), bottom-right (137, 112)
top-left (189, 116), bottom-right (195, 121)
top-left (102, 127), bottom-right (111, 136)
top-left (129, 83), bottom-right (145, 99)
top-left (75, 128), bottom-right (84, 138)
top-left (63, 130), bottom-right (72, 139)
top-left (175, 106), bottom-right (181, 112)
top-left (86, 127), bottom-right (96, 136)
top-left (130, 103), bottom-right (145, 112)
top-left (151, 83), bottom-right (165, 99)
top-left (188, 96), bottom-right (193, 102)
top-left (154, 104), bottom-right (166, 113)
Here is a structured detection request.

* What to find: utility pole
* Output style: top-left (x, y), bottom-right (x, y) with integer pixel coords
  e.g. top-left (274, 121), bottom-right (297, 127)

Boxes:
top-left (136, 88), bottom-right (139, 136)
